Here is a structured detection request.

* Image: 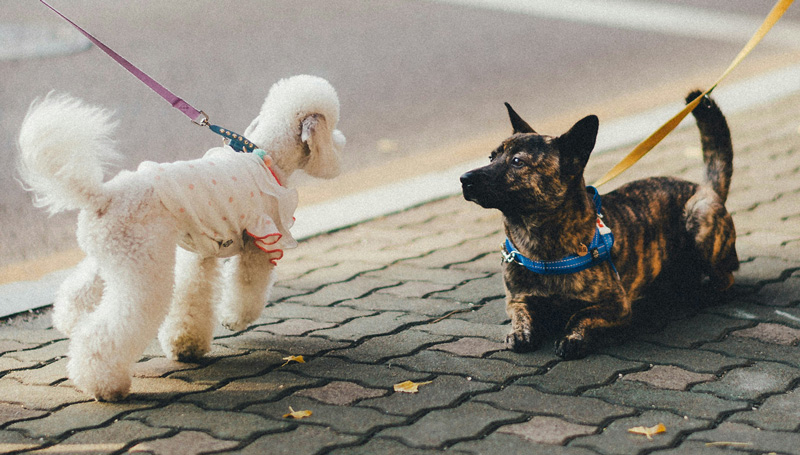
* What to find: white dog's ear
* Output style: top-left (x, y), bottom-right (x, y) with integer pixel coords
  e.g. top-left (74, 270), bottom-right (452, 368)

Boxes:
top-left (244, 117), bottom-right (260, 139)
top-left (301, 114), bottom-right (342, 179)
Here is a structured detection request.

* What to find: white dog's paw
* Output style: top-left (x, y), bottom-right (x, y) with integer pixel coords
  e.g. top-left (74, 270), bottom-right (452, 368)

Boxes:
top-left (219, 315), bottom-right (253, 333)
top-left (67, 357), bottom-right (132, 402)
top-left (159, 332), bottom-right (211, 362)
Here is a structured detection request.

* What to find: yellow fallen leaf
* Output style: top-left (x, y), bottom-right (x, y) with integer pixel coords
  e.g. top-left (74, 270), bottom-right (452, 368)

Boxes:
top-left (280, 355), bottom-right (305, 367)
top-left (393, 380), bottom-right (433, 393)
top-left (283, 406), bottom-right (312, 419)
top-left (628, 423), bottom-right (666, 440)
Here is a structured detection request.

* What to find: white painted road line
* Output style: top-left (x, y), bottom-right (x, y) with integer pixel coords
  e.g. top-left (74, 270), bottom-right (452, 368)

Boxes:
top-left (429, 0), bottom-right (800, 48)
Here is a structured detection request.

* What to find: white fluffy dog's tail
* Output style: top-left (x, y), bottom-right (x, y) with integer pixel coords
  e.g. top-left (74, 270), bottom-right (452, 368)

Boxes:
top-left (18, 94), bottom-right (120, 214)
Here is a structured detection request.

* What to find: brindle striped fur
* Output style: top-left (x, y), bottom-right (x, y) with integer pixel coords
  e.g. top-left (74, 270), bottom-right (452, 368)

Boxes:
top-left (460, 91), bottom-right (738, 359)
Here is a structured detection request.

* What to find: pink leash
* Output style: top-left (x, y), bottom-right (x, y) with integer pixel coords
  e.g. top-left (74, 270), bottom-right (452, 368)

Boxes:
top-left (39, 0), bottom-right (210, 126)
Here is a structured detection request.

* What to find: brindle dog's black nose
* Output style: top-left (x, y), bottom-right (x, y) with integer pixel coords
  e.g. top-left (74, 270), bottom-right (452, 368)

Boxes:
top-left (460, 171), bottom-right (475, 189)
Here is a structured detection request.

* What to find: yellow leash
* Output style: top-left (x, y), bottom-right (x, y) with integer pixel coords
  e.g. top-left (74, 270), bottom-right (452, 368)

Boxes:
top-left (593, 0), bottom-right (794, 187)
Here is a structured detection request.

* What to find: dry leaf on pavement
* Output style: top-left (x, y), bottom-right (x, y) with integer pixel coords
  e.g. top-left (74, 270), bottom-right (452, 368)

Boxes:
top-left (283, 406), bottom-right (312, 419)
top-left (628, 423), bottom-right (666, 440)
top-left (280, 355), bottom-right (305, 367)
top-left (393, 380), bottom-right (433, 393)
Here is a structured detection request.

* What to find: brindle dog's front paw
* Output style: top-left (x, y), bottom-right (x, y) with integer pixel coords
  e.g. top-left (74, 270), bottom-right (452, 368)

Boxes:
top-left (555, 334), bottom-right (588, 360)
top-left (505, 329), bottom-right (539, 352)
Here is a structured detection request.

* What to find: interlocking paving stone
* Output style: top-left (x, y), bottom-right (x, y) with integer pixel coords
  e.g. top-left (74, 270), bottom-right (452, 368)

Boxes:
top-left (259, 302), bottom-right (374, 323)
top-left (747, 276), bottom-right (800, 306)
top-left (686, 421), bottom-right (800, 454)
top-left (295, 380), bottom-right (387, 405)
top-left (377, 402), bottom-right (523, 449)
top-left (330, 330), bottom-right (454, 364)
top-left (391, 349), bottom-right (534, 383)
top-left (0, 339), bottom-right (36, 354)
top-left (728, 386), bottom-right (800, 431)
top-left (488, 349), bottom-right (562, 369)
top-left (647, 440), bottom-right (757, 455)
top-left (600, 340), bottom-right (746, 373)
top-left (30, 420), bottom-right (170, 454)
top-left (0, 402), bottom-right (47, 426)
top-left (128, 430), bottom-right (240, 454)
top-left (635, 313), bottom-right (754, 348)
top-left (0, 380), bottom-right (88, 410)
top-left (166, 350), bottom-right (285, 385)
top-left (495, 416), bottom-right (596, 444)
top-left (731, 322), bottom-right (800, 345)
top-left (213, 331), bottom-right (349, 357)
top-left (451, 433), bottom-right (601, 455)
top-left (699, 334), bottom-right (800, 365)
top-left (0, 356), bottom-right (37, 375)
top-left (126, 403), bottom-right (284, 440)
top-left (288, 276), bottom-right (402, 307)
top-left (473, 384), bottom-right (634, 425)
top-left (621, 365), bottom-right (715, 391)
top-left (690, 361), bottom-right (800, 401)
top-left (311, 311), bottom-right (428, 342)
top-left (279, 356), bottom-right (429, 389)
top-left (358, 374), bottom-right (495, 417)
top-left (515, 355), bottom-right (645, 394)
top-left (704, 302), bottom-right (800, 329)
top-left (132, 357), bottom-right (199, 378)
top-left (0, 430), bottom-right (43, 453)
top-left (425, 275), bottom-right (504, 304)
top-left (342, 294), bottom-right (465, 316)
top-left (569, 410), bottom-right (710, 455)
top-left (179, 371), bottom-right (323, 410)
top-left (4, 340), bottom-right (68, 363)
top-left (412, 318), bottom-right (507, 340)
top-left (429, 337), bottom-right (506, 357)
top-left (373, 280), bottom-right (460, 298)
top-left (126, 376), bottom-right (211, 400)
top-left (449, 298), bottom-right (509, 325)
top-left (4, 357), bottom-right (67, 385)
top-left (255, 318), bottom-right (337, 336)
top-left (245, 396), bottom-right (405, 434)
top-left (734, 257), bottom-right (798, 286)
top-left (329, 437), bottom-right (464, 455)
top-left (8, 401), bottom-right (150, 439)
top-left (584, 380), bottom-right (748, 420)
top-left (365, 264), bottom-right (488, 285)
top-left (240, 425), bottom-right (358, 455)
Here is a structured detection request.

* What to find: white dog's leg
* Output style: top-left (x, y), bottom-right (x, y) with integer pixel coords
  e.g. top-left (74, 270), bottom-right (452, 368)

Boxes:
top-left (52, 257), bottom-right (104, 336)
top-left (218, 241), bottom-right (277, 332)
top-left (158, 248), bottom-right (220, 361)
top-left (66, 214), bottom-right (176, 402)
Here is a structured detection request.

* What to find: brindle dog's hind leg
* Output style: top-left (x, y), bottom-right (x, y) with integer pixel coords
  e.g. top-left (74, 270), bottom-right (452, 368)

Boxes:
top-left (683, 187), bottom-right (739, 290)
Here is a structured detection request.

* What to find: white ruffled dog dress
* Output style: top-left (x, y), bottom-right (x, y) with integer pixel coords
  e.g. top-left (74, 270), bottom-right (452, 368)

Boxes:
top-left (138, 146), bottom-right (298, 263)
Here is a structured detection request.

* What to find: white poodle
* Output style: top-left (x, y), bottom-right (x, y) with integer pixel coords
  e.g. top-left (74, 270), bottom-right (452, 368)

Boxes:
top-left (17, 75), bottom-right (345, 401)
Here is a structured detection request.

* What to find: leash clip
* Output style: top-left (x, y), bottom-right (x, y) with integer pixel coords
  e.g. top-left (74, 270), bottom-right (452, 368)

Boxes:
top-left (192, 111), bottom-right (209, 127)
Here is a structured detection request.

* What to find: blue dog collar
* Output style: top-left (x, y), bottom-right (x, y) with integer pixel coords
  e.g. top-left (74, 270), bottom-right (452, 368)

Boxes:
top-left (502, 186), bottom-right (618, 276)
top-left (209, 125), bottom-right (257, 153)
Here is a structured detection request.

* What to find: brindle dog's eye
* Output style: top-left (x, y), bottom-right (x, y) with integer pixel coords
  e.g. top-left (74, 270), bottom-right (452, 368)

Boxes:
top-left (511, 156), bottom-right (524, 168)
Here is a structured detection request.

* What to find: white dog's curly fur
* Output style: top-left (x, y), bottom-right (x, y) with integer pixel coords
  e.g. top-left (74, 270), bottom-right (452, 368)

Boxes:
top-left (17, 75), bottom-right (345, 401)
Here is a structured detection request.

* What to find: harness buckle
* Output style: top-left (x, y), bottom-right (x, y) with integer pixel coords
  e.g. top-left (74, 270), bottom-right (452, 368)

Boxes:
top-left (501, 246), bottom-right (515, 264)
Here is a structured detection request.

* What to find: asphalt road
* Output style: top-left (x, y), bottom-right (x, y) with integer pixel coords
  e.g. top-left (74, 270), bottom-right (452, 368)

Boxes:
top-left (1, 0), bottom-right (799, 270)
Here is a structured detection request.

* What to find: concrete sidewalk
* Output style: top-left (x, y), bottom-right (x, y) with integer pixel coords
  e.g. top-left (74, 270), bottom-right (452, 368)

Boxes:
top-left (0, 91), bottom-right (798, 455)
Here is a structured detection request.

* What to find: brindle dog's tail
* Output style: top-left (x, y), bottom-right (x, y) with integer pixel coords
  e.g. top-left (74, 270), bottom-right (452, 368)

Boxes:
top-left (686, 90), bottom-right (734, 203)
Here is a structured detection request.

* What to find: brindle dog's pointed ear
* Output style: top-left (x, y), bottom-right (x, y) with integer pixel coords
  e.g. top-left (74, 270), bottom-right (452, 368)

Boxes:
top-left (556, 115), bottom-right (599, 176)
top-left (505, 103), bottom-right (537, 134)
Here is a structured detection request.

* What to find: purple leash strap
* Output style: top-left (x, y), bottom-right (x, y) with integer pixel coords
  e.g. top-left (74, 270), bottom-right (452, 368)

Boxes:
top-left (39, 0), bottom-right (208, 126)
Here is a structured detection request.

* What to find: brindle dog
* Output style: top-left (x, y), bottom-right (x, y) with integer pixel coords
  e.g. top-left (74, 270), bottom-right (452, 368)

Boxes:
top-left (460, 91), bottom-right (738, 359)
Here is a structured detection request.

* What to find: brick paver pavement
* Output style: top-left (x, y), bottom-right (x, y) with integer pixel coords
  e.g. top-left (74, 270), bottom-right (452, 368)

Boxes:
top-left (0, 91), bottom-right (798, 454)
